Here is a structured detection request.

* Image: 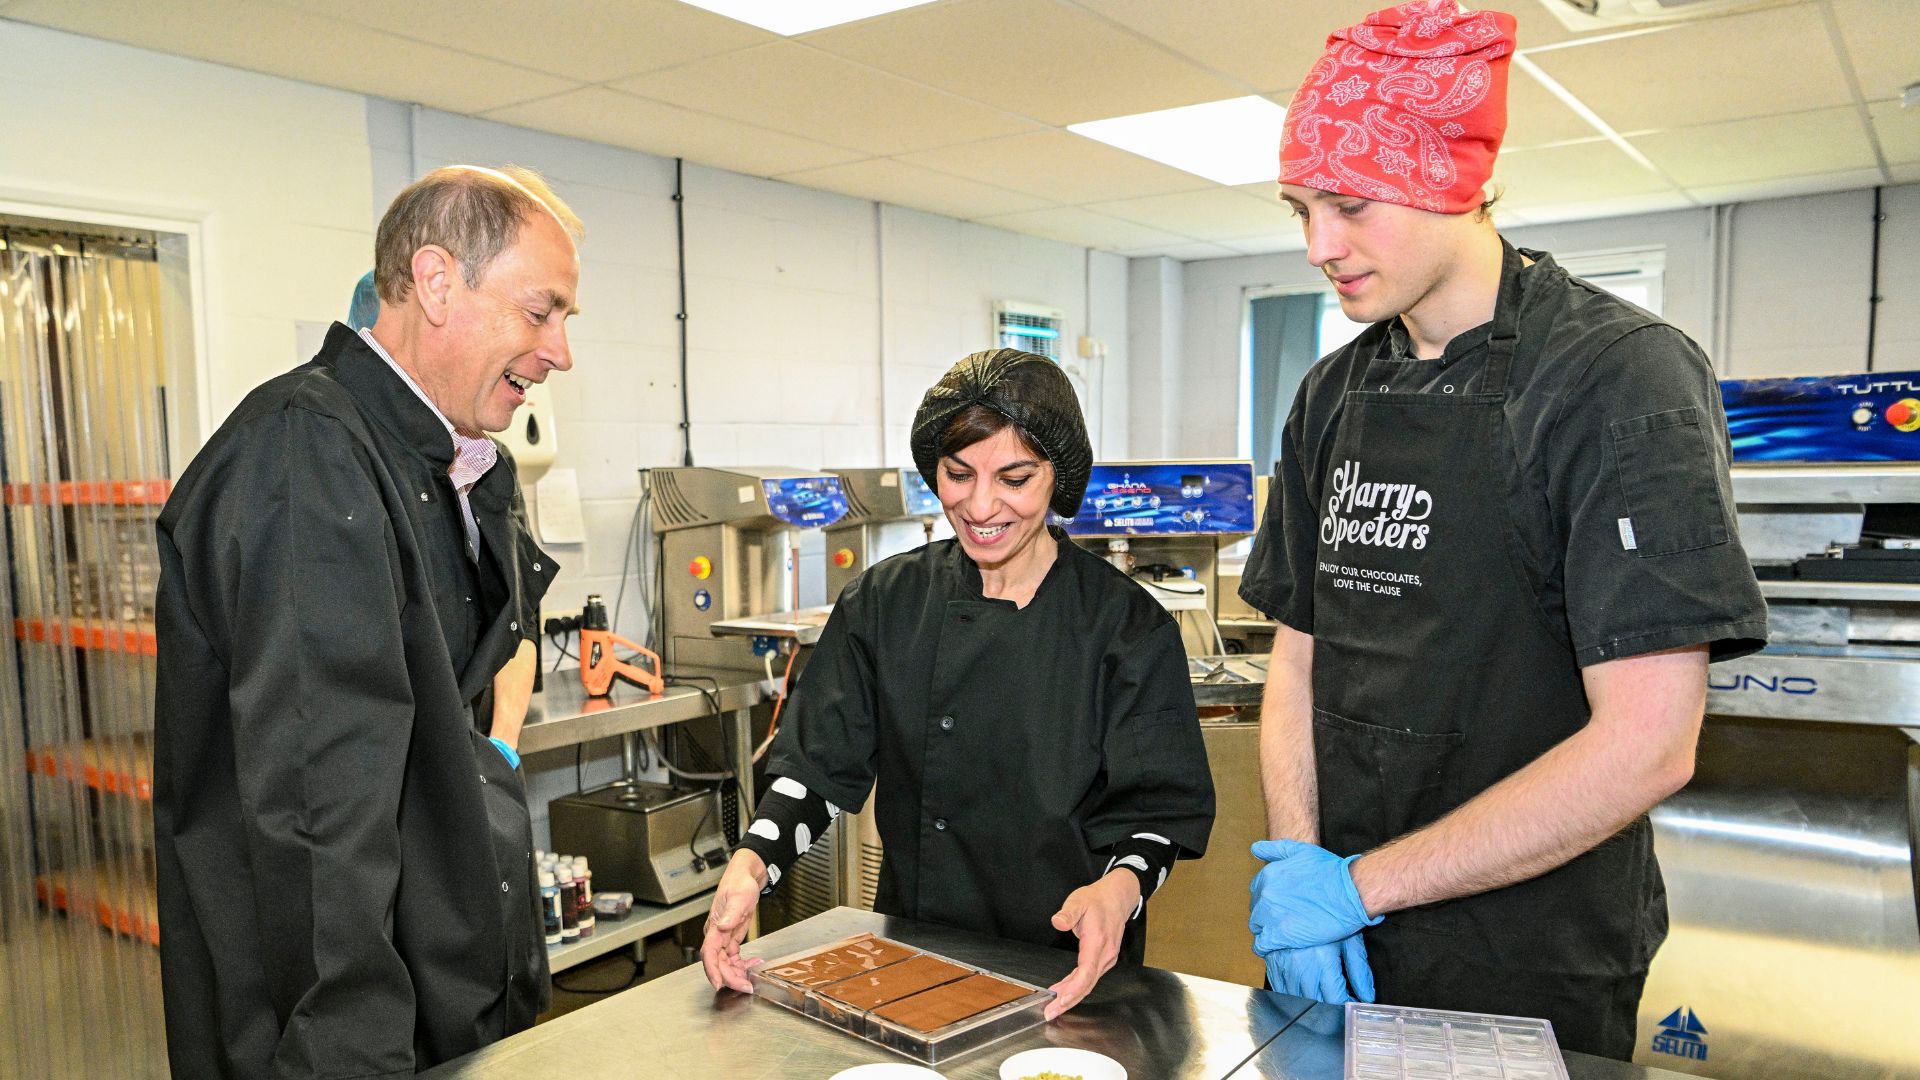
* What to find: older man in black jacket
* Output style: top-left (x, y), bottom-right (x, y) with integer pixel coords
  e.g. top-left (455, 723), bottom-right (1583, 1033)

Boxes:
top-left (154, 165), bottom-right (578, 1077)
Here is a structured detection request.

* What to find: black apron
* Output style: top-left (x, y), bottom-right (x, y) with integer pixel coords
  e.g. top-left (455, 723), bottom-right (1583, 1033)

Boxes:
top-left (1309, 246), bottom-right (1661, 1060)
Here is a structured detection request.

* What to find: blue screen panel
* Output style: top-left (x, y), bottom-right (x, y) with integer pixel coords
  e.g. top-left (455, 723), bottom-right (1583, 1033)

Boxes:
top-left (762, 476), bottom-right (849, 527)
top-left (1722, 370), bottom-right (1920, 462)
top-left (899, 468), bottom-right (943, 516)
top-left (1062, 461), bottom-right (1256, 537)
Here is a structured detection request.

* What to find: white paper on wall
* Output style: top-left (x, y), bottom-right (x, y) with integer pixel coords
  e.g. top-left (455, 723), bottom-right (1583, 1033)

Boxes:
top-left (534, 467), bottom-right (586, 545)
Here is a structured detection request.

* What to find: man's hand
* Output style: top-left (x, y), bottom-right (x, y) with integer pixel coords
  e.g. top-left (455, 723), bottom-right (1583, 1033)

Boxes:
top-left (1260, 935), bottom-right (1375, 1004)
top-left (1044, 870), bottom-right (1141, 1020)
top-left (1248, 839), bottom-right (1381, 953)
top-left (699, 849), bottom-right (768, 993)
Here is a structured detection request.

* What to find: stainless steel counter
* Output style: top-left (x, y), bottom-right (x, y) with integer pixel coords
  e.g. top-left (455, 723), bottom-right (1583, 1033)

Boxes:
top-left (519, 664), bottom-right (776, 754)
top-left (420, 908), bottom-right (1694, 1080)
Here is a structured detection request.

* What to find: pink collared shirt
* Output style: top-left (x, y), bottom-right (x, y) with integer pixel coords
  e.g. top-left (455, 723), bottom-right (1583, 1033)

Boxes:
top-left (358, 328), bottom-right (498, 561)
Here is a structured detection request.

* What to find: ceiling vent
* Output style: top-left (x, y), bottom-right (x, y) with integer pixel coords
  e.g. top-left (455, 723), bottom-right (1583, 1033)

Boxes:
top-left (1536, 0), bottom-right (1796, 32)
top-left (993, 301), bottom-right (1066, 362)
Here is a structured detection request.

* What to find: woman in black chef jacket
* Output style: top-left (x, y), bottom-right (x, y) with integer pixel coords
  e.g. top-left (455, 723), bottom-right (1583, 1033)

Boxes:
top-left (700, 349), bottom-right (1215, 1018)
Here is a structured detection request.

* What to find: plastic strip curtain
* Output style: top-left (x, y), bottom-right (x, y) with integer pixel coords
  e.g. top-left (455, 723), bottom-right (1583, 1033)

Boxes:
top-left (0, 231), bottom-right (168, 1078)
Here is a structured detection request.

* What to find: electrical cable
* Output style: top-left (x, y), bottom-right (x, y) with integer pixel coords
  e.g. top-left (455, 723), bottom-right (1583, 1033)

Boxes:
top-left (1867, 185), bottom-right (1884, 372)
top-left (552, 953), bottom-right (643, 996)
top-left (674, 159), bottom-right (692, 466)
top-left (752, 646), bottom-right (802, 763)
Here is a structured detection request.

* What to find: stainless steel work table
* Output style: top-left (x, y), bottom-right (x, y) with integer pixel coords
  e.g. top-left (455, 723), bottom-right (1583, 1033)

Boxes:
top-left (421, 908), bottom-right (1693, 1080)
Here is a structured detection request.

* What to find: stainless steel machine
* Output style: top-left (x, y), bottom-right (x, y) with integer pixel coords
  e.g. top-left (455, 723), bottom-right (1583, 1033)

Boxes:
top-left (646, 466), bottom-right (849, 668)
top-left (1635, 461), bottom-right (1920, 1079)
top-left (547, 781), bottom-right (728, 904)
top-left (1063, 459), bottom-right (1259, 658)
top-left (823, 466), bottom-right (944, 602)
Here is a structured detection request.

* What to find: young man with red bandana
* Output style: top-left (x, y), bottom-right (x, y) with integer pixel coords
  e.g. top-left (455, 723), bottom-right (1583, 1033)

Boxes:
top-left (1238, 0), bottom-right (1767, 1059)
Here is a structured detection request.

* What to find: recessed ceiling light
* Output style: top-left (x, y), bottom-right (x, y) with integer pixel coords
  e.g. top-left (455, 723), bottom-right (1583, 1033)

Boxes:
top-left (676, 1), bottom-right (938, 36)
top-left (1068, 97), bottom-right (1289, 187)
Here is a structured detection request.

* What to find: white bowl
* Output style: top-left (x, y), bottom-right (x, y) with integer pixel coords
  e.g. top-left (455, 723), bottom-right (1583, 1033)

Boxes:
top-left (828, 1064), bottom-right (946, 1080)
top-left (998, 1046), bottom-right (1128, 1080)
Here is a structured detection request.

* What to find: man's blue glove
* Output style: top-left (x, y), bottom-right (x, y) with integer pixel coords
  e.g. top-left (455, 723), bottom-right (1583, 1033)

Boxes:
top-left (1262, 935), bottom-right (1376, 1004)
top-left (1248, 839), bottom-right (1383, 954)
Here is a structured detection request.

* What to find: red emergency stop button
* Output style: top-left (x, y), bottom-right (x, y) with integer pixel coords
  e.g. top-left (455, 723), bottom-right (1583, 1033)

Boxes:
top-left (833, 548), bottom-right (856, 569)
top-left (1888, 399), bottom-right (1920, 432)
top-left (688, 556), bottom-right (712, 579)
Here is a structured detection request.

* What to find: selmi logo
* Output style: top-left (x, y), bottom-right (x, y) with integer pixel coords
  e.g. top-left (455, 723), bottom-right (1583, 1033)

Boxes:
top-left (1651, 1006), bottom-right (1709, 1061)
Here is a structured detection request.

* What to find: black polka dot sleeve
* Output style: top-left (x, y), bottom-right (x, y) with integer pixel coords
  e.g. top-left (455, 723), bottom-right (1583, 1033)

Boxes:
top-left (1102, 833), bottom-right (1177, 921)
top-left (736, 775), bottom-right (840, 896)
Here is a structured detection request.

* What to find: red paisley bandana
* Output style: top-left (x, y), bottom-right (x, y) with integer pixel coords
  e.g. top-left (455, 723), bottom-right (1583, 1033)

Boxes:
top-left (1278, 0), bottom-right (1517, 214)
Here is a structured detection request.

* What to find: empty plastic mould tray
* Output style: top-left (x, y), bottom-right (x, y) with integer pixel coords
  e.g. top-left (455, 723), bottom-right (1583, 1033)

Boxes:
top-left (1345, 1002), bottom-right (1571, 1080)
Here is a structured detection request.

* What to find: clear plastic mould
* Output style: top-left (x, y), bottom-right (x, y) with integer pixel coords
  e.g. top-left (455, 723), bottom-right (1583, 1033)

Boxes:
top-left (1344, 1002), bottom-right (1571, 1080)
top-left (749, 933), bottom-right (1053, 1065)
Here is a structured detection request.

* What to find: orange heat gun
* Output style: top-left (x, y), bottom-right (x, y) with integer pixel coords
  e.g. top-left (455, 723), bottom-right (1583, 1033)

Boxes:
top-left (578, 594), bottom-right (663, 698)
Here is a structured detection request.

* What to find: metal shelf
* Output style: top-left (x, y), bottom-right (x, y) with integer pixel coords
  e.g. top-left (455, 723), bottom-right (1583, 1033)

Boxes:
top-left (1759, 580), bottom-right (1920, 603)
top-left (2, 479), bottom-right (170, 505)
top-left (13, 618), bottom-right (156, 656)
top-left (1731, 462), bottom-right (1920, 504)
top-left (546, 890), bottom-right (713, 974)
top-left (519, 664), bottom-right (775, 755)
top-left (28, 737), bottom-right (151, 801)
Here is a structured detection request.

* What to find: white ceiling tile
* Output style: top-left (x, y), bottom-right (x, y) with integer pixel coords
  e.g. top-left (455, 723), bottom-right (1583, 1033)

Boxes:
top-left (1633, 107), bottom-right (1877, 188)
top-left (484, 88), bottom-right (867, 177)
top-left (1827, 0), bottom-right (1920, 102)
top-left (1527, 5), bottom-right (1851, 132)
top-left (896, 130), bottom-right (1214, 203)
top-left (1490, 140), bottom-right (1675, 209)
top-left (1069, 0), bottom-right (1378, 94)
top-left (1686, 167), bottom-right (1890, 207)
top-left (774, 158), bottom-right (1052, 220)
top-left (5, 0), bottom-right (579, 113)
top-left (1504, 63), bottom-right (1606, 149)
top-left (1221, 232), bottom-right (1307, 255)
top-left (1869, 100), bottom-right (1920, 165)
top-left (1084, 188), bottom-right (1297, 242)
top-left (611, 41), bottom-right (1037, 156)
top-left (1128, 240), bottom-right (1241, 261)
top-left (802, 0), bottom-right (1245, 125)
top-left (1512, 191), bottom-right (1698, 226)
top-left (271, 0), bottom-right (773, 83)
top-left (972, 206), bottom-right (1192, 253)
top-left (1890, 163), bottom-right (1920, 185)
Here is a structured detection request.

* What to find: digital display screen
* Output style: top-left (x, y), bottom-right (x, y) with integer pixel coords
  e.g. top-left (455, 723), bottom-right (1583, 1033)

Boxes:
top-left (1062, 461), bottom-right (1256, 537)
top-left (899, 469), bottom-right (942, 516)
top-left (1722, 370), bottom-right (1920, 462)
top-left (762, 477), bottom-right (849, 527)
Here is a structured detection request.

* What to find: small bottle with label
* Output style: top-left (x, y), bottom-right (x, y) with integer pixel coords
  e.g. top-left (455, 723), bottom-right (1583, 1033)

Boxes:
top-left (539, 869), bottom-right (562, 948)
top-left (571, 856), bottom-right (595, 937)
top-left (555, 863), bottom-right (580, 942)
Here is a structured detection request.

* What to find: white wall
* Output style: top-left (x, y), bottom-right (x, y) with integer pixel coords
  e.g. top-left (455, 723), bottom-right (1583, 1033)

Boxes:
top-left (1167, 186), bottom-right (1920, 455)
top-left (0, 20), bottom-right (374, 447)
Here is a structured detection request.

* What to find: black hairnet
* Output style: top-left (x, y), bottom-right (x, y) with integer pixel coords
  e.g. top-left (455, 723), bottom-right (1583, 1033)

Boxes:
top-left (910, 349), bottom-right (1092, 519)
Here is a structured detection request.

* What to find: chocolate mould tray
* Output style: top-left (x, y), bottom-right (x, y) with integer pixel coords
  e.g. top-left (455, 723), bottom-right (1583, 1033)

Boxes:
top-left (748, 932), bottom-right (1053, 1065)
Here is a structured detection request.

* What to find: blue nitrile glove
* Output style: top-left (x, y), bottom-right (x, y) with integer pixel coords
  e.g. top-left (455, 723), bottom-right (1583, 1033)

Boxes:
top-left (1260, 936), bottom-right (1376, 1004)
top-left (488, 736), bottom-right (521, 770)
top-left (1248, 839), bottom-right (1382, 954)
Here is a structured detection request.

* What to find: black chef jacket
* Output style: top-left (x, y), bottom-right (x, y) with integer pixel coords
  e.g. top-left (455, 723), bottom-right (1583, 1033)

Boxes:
top-left (154, 323), bottom-right (559, 1078)
top-left (768, 529), bottom-right (1215, 962)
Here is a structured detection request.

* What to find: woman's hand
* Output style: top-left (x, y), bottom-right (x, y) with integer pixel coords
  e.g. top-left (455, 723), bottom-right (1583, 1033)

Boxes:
top-left (1043, 869), bottom-right (1141, 1020)
top-left (700, 849), bottom-right (769, 993)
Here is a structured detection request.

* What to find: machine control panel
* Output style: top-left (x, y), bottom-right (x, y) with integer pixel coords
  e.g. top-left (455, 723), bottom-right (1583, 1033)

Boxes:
top-left (761, 476), bottom-right (849, 527)
top-left (1723, 369), bottom-right (1920, 461)
top-left (1062, 461), bottom-right (1256, 537)
top-left (899, 468), bottom-right (942, 516)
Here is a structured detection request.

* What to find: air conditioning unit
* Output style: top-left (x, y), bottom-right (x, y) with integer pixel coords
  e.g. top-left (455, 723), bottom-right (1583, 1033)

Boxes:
top-left (992, 300), bottom-right (1065, 362)
top-left (1536, 0), bottom-right (1796, 32)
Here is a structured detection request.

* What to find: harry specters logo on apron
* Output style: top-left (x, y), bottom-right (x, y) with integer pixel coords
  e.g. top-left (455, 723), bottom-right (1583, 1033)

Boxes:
top-left (1320, 459), bottom-right (1434, 551)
